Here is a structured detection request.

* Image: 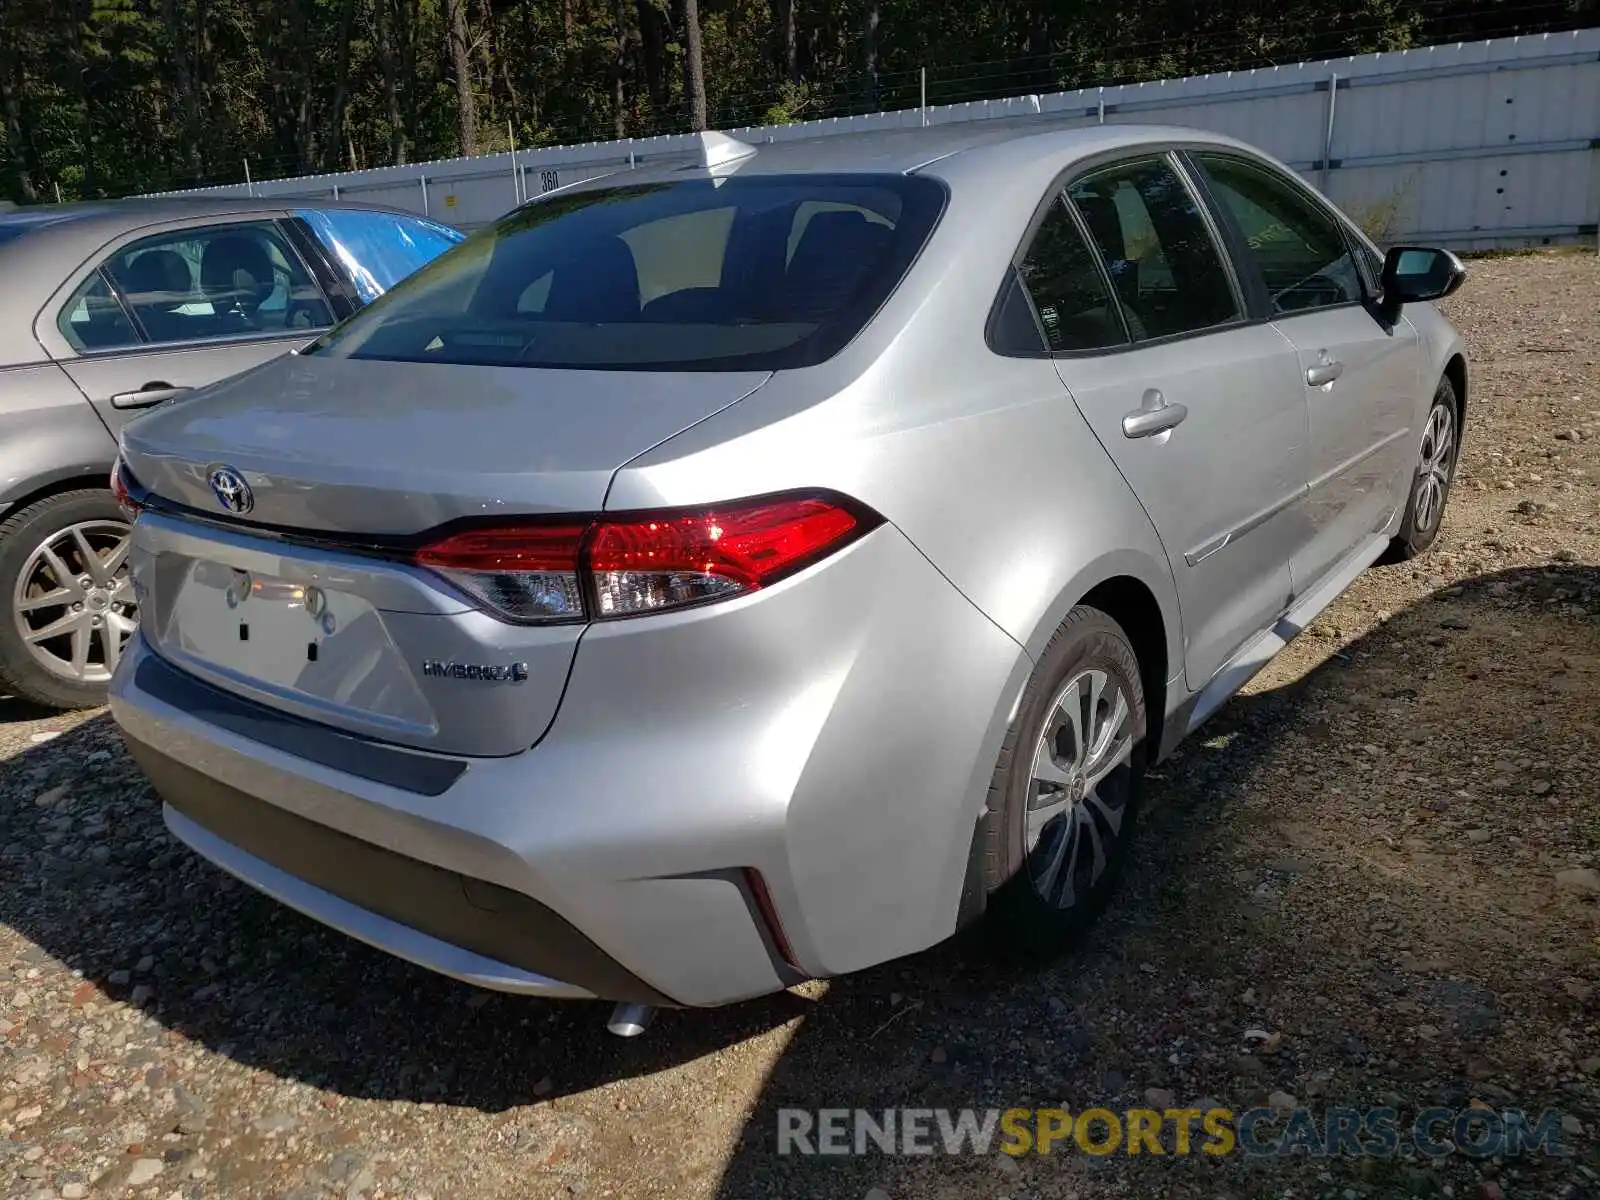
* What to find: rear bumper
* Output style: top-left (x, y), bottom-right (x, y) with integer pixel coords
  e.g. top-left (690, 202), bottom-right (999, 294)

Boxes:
top-left (136, 732), bottom-right (659, 1002)
top-left (111, 523), bottom-right (1028, 1006)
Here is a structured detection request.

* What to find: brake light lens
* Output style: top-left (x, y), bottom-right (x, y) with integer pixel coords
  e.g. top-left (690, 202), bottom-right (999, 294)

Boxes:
top-left (589, 496), bottom-right (861, 617)
top-left (414, 523), bottom-right (588, 622)
top-left (409, 492), bottom-right (877, 624)
top-left (110, 457), bottom-right (142, 520)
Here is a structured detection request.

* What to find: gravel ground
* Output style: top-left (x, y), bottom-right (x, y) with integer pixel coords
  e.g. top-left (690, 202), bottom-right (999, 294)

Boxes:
top-left (2, 250), bottom-right (1598, 1200)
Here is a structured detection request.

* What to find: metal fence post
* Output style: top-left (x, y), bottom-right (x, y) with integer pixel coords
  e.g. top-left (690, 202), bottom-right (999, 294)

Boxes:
top-left (1321, 72), bottom-right (1339, 192)
top-left (419, 174), bottom-right (430, 216)
top-left (243, 158), bottom-right (254, 197)
top-left (921, 67), bottom-right (927, 126)
top-left (509, 118), bottom-right (522, 204)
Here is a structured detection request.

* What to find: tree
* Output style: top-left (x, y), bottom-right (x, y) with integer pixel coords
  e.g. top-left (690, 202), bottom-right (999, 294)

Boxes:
top-left (862, 0), bottom-right (879, 109)
top-left (446, 0), bottom-right (477, 155)
top-left (0, 0), bottom-right (1594, 203)
top-left (680, 0), bottom-right (706, 132)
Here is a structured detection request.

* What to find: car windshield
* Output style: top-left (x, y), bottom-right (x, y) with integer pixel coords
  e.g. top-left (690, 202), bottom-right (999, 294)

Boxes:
top-left (298, 208), bottom-right (464, 302)
top-left (306, 174), bottom-right (946, 371)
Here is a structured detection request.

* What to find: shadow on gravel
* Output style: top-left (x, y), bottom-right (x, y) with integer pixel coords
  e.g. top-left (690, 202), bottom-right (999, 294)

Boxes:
top-left (0, 564), bottom-right (1596, 1190)
top-left (0, 695), bottom-right (57, 724)
top-left (706, 561), bottom-right (1599, 1199)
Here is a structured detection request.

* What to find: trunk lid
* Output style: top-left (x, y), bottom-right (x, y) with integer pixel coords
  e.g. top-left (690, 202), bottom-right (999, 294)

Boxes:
top-left (120, 354), bottom-right (770, 757)
top-left (121, 354), bottom-right (771, 532)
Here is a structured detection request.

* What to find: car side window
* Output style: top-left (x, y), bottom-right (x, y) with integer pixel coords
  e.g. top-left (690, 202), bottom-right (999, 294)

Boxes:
top-left (57, 271), bottom-right (141, 353)
top-left (100, 222), bottom-right (333, 348)
top-left (1067, 157), bottom-right (1240, 341)
top-left (1194, 153), bottom-right (1365, 315)
top-left (1008, 196), bottom-right (1128, 353)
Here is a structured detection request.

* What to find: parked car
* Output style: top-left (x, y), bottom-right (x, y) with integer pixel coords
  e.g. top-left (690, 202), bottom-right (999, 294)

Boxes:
top-left (0, 198), bottom-right (462, 708)
top-left (108, 125), bottom-right (1466, 1030)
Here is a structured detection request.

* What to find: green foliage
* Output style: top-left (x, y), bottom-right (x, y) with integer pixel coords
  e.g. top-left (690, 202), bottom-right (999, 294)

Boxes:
top-left (0, 0), bottom-right (1594, 202)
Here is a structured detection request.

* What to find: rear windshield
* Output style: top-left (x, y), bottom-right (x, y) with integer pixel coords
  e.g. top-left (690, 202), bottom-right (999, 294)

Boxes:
top-left (306, 174), bottom-right (946, 371)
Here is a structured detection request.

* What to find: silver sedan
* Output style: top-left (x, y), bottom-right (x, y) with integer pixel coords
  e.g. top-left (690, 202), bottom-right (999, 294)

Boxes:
top-left (107, 123), bottom-right (1466, 1027)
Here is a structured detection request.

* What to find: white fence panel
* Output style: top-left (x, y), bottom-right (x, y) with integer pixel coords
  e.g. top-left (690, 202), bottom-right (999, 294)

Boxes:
top-left (156, 28), bottom-right (1600, 249)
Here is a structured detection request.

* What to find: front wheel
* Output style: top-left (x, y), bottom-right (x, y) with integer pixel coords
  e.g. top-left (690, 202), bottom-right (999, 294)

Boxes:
top-left (981, 605), bottom-right (1147, 960)
top-left (0, 489), bottom-right (137, 710)
top-left (1386, 376), bottom-right (1460, 561)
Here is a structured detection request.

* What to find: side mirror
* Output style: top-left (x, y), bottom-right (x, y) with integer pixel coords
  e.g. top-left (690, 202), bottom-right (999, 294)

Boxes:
top-left (1379, 246), bottom-right (1466, 323)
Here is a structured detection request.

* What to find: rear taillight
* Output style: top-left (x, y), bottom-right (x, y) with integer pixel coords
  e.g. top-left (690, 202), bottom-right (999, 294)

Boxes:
top-left (110, 458), bottom-right (142, 520)
top-left (414, 523), bottom-right (588, 622)
top-left (409, 491), bottom-right (877, 625)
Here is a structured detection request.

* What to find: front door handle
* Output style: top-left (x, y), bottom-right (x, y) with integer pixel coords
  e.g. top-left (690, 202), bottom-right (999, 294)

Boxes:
top-left (110, 382), bottom-right (192, 410)
top-left (1122, 388), bottom-right (1188, 439)
top-left (1305, 359), bottom-right (1344, 387)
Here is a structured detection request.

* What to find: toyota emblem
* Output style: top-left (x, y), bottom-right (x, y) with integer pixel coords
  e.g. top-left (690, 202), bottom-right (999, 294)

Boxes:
top-left (207, 465), bottom-right (254, 515)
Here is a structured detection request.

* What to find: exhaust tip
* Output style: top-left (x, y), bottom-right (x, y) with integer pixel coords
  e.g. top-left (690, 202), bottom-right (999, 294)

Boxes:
top-left (606, 1002), bottom-right (657, 1038)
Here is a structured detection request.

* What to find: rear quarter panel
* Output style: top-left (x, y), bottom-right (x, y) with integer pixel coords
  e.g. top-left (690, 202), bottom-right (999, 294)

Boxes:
top-left (0, 361), bottom-right (117, 512)
top-left (602, 169), bottom-right (1184, 965)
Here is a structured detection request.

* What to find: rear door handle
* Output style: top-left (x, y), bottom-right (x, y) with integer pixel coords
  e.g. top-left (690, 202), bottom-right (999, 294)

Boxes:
top-left (1122, 389), bottom-right (1188, 439)
top-left (1305, 360), bottom-right (1344, 387)
top-left (110, 382), bottom-right (192, 410)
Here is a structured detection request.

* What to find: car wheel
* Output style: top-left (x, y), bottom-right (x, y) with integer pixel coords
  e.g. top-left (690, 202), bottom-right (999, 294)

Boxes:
top-left (1386, 376), bottom-right (1460, 562)
top-left (981, 605), bottom-right (1147, 959)
top-left (0, 490), bottom-right (137, 710)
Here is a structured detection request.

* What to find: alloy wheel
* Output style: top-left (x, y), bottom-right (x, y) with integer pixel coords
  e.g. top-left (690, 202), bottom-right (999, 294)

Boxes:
top-left (1414, 402), bottom-right (1455, 535)
top-left (1025, 666), bottom-right (1135, 909)
top-left (12, 520), bottom-right (137, 684)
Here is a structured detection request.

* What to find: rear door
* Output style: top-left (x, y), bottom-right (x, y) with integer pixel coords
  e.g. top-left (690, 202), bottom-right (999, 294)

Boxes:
top-left (38, 217), bottom-right (336, 436)
top-left (1031, 153), bottom-right (1309, 688)
top-left (1188, 151), bottom-right (1421, 597)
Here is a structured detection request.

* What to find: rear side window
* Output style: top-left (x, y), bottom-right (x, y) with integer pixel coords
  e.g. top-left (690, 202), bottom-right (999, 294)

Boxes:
top-left (308, 175), bottom-right (947, 371)
top-left (101, 221), bottom-right (333, 347)
top-left (1194, 153), bottom-right (1365, 315)
top-left (299, 209), bottom-right (463, 303)
top-left (1067, 158), bottom-right (1239, 341)
top-left (994, 197), bottom-right (1128, 354)
top-left (57, 271), bottom-right (140, 353)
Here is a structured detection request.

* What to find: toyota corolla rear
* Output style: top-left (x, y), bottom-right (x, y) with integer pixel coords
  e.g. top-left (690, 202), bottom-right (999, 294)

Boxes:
top-left (107, 169), bottom-right (1028, 1009)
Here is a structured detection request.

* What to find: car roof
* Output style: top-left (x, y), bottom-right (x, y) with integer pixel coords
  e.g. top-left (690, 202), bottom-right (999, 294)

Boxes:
top-left (563, 122), bottom-right (1265, 189)
top-left (0, 194), bottom-right (427, 242)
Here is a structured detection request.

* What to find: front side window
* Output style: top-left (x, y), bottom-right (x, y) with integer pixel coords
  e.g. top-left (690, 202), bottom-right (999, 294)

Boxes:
top-left (101, 221), bottom-right (333, 347)
top-left (57, 271), bottom-right (140, 353)
top-left (1194, 153), bottom-right (1365, 315)
top-left (1006, 197), bottom-right (1128, 353)
top-left (299, 208), bottom-right (464, 303)
top-left (1067, 157), bottom-right (1240, 341)
top-left (307, 174), bottom-right (946, 371)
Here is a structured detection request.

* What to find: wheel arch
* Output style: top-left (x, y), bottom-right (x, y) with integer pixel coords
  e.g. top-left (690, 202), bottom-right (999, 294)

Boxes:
top-left (1443, 352), bottom-right (1468, 429)
top-left (1016, 548), bottom-right (1182, 733)
top-left (1078, 572), bottom-right (1171, 766)
top-left (955, 554), bottom-right (1180, 931)
top-left (0, 464), bottom-right (115, 523)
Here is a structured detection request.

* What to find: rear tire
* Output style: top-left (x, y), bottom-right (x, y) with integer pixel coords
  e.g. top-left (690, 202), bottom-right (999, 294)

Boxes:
top-left (0, 490), bottom-right (135, 711)
top-left (1385, 376), bottom-right (1460, 562)
top-left (981, 605), bottom-right (1147, 961)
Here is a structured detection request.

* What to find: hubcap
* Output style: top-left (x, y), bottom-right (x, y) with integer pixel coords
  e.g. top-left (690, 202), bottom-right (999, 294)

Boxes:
top-left (13, 520), bottom-right (136, 684)
top-left (1413, 402), bottom-right (1455, 534)
top-left (1025, 667), bottom-right (1135, 909)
